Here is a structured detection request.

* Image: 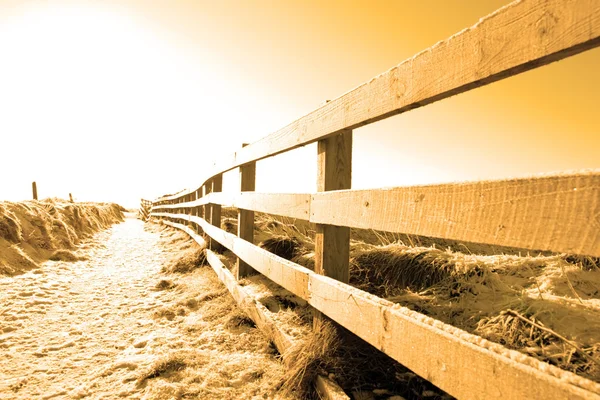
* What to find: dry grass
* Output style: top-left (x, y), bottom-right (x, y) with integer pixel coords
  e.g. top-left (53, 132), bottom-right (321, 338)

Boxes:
top-left (259, 236), bottom-right (301, 260)
top-left (278, 319), bottom-right (339, 399)
top-left (240, 212), bottom-right (600, 386)
top-left (137, 354), bottom-right (188, 385)
top-left (0, 199), bottom-right (123, 275)
top-left (49, 249), bottom-right (86, 262)
top-left (138, 229), bottom-right (296, 399)
top-left (154, 279), bottom-right (176, 291)
top-left (152, 211), bottom-right (600, 395)
top-left (162, 247), bottom-right (207, 274)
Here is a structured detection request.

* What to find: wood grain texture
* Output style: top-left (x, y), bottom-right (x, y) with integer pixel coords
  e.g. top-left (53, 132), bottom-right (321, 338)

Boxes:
top-left (210, 174), bottom-right (223, 251)
top-left (314, 130), bottom-right (352, 283)
top-left (308, 273), bottom-right (600, 400)
top-left (157, 212), bottom-right (312, 299)
top-left (163, 219), bottom-right (347, 398)
top-left (315, 375), bottom-right (350, 400)
top-left (238, 150), bottom-right (257, 279)
top-left (205, 249), bottom-right (293, 355)
top-left (157, 215), bottom-right (600, 399)
top-left (206, 0), bottom-right (600, 185)
top-left (194, 189), bottom-right (202, 234)
top-left (311, 172), bottom-right (600, 257)
top-left (233, 238), bottom-right (312, 300)
top-left (152, 0), bottom-right (600, 204)
top-left (152, 192), bottom-right (311, 220)
top-left (162, 220), bottom-right (292, 355)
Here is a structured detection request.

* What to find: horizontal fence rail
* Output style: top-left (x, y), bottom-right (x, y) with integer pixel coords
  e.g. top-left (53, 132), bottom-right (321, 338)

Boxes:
top-left (155, 0), bottom-right (600, 202)
top-left (148, 0), bottom-right (600, 398)
top-left (152, 212), bottom-right (600, 399)
top-left (152, 173), bottom-right (600, 257)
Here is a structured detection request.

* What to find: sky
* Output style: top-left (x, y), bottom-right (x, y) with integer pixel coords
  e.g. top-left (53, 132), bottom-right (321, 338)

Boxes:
top-left (0, 0), bottom-right (598, 209)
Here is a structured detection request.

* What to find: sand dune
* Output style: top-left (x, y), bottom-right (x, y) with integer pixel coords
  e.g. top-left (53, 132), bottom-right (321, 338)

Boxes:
top-left (0, 199), bottom-right (124, 276)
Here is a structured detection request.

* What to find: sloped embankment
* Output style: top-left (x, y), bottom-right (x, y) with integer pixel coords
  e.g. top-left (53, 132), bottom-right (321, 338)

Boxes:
top-left (0, 199), bottom-right (124, 275)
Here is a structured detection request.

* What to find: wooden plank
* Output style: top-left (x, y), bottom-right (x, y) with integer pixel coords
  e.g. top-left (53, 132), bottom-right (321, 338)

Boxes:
top-left (315, 375), bottom-right (350, 400)
top-left (204, 182), bottom-right (213, 245)
top-left (154, 0), bottom-right (600, 205)
top-left (192, 214), bottom-right (236, 250)
top-left (308, 273), bottom-right (600, 400)
top-left (158, 215), bottom-right (600, 399)
top-left (152, 192), bottom-right (310, 220)
top-left (310, 172), bottom-right (600, 257)
top-left (233, 238), bottom-right (312, 300)
top-left (205, 249), bottom-right (293, 355)
top-left (205, 0), bottom-right (600, 178)
top-left (238, 146), bottom-right (257, 279)
top-left (162, 219), bottom-right (207, 249)
top-left (156, 212), bottom-right (312, 299)
top-left (210, 174), bottom-right (224, 252)
top-left (162, 219), bottom-right (348, 399)
top-left (234, 193), bottom-right (310, 220)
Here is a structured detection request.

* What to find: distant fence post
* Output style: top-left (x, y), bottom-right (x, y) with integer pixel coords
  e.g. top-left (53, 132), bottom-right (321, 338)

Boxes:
top-left (209, 174), bottom-right (223, 251)
top-left (313, 129), bottom-right (352, 328)
top-left (69, 193), bottom-right (74, 203)
top-left (194, 188), bottom-right (202, 235)
top-left (204, 181), bottom-right (212, 242)
top-left (32, 181), bottom-right (38, 200)
top-left (237, 143), bottom-right (256, 279)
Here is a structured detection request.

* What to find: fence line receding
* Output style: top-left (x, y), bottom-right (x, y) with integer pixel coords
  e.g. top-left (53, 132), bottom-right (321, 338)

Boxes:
top-left (149, 1), bottom-right (600, 399)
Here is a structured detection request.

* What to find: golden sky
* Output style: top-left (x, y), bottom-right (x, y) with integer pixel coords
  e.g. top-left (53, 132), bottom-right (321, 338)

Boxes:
top-left (0, 0), bottom-right (598, 207)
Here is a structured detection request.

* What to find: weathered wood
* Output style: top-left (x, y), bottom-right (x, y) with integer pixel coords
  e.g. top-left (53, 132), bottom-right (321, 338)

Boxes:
top-left (203, 182), bottom-right (213, 244)
top-left (210, 174), bottom-right (223, 251)
top-left (203, 0), bottom-right (600, 183)
top-left (162, 219), bottom-right (348, 399)
top-left (311, 172), bottom-right (600, 257)
top-left (152, 192), bottom-right (311, 220)
top-left (315, 131), bottom-right (352, 282)
top-left (315, 375), bottom-right (350, 400)
top-left (162, 219), bottom-right (207, 248)
top-left (154, 0), bottom-right (600, 206)
top-left (156, 212), bottom-right (312, 299)
top-left (314, 129), bottom-right (352, 329)
top-left (233, 238), bottom-right (312, 300)
top-left (308, 273), bottom-right (600, 400)
top-left (159, 215), bottom-right (600, 399)
top-left (190, 214), bottom-right (236, 250)
top-left (236, 193), bottom-right (309, 219)
top-left (32, 181), bottom-right (37, 200)
top-left (238, 145), bottom-right (257, 279)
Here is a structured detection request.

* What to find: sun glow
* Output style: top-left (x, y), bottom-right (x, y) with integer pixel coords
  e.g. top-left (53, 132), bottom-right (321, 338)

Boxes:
top-left (1, 1), bottom-right (598, 208)
top-left (0, 3), bottom-right (268, 207)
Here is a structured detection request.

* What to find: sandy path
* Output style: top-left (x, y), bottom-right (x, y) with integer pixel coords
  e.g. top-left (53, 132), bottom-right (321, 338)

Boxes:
top-left (0, 218), bottom-right (183, 399)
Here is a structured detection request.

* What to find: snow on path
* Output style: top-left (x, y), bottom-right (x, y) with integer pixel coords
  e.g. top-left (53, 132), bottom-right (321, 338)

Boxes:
top-left (0, 218), bottom-right (180, 399)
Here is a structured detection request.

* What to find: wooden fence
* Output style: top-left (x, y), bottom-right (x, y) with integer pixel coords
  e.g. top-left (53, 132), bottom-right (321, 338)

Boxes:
top-left (139, 199), bottom-right (152, 221)
top-left (150, 1), bottom-right (600, 398)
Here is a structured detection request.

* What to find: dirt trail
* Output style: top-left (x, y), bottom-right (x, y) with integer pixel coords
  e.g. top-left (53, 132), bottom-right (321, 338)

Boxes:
top-left (0, 216), bottom-right (286, 399)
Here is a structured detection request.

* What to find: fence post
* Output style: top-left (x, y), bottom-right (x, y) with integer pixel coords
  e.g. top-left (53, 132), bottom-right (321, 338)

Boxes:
top-left (32, 181), bottom-right (38, 200)
top-left (237, 143), bottom-right (256, 279)
top-left (194, 188), bottom-right (201, 235)
top-left (210, 175), bottom-right (223, 250)
top-left (204, 182), bottom-right (212, 239)
top-left (313, 129), bottom-right (352, 328)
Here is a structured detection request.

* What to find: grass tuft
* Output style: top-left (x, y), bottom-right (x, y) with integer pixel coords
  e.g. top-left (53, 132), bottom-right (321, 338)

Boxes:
top-left (49, 249), bottom-right (85, 262)
top-left (162, 248), bottom-right (207, 274)
top-left (137, 354), bottom-right (187, 385)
